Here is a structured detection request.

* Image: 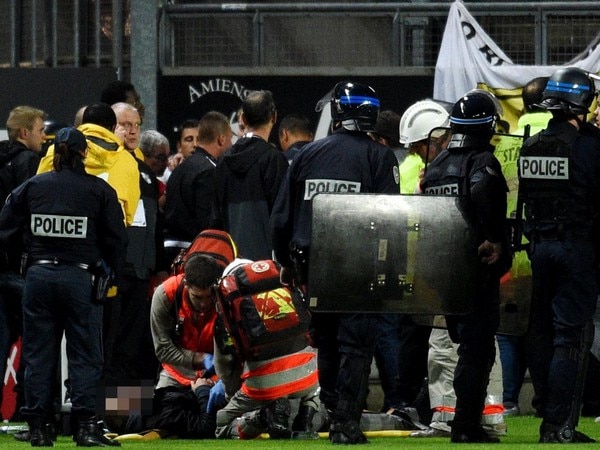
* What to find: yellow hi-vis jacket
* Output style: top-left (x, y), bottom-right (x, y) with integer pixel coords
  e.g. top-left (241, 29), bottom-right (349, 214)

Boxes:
top-left (38, 123), bottom-right (141, 226)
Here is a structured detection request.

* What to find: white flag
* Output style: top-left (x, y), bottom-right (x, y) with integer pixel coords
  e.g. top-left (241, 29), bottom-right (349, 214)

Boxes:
top-left (434, 0), bottom-right (600, 114)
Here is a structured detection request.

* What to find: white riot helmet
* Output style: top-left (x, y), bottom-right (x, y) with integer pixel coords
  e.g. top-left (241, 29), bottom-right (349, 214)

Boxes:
top-left (399, 100), bottom-right (450, 147)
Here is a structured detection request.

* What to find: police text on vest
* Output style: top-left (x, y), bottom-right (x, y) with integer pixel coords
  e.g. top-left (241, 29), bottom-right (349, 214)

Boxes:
top-left (304, 179), bottom-right (361, 200)
top-left (31, 214), bottom-right (88, 238)
top-left (519, 156), bottom-right (569, 180)
top-left (424, 183), bottom-right (459, 195)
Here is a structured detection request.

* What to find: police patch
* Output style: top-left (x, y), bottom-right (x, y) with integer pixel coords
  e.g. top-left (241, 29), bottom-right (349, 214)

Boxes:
top-left (424, 183), bottom-right (459, 195)
top-left (519, 156), bottom-right (569, 180)
top-left (304, 179), bottom-right (361, 200)
top-left (31, 214), bottom-right (88, 238)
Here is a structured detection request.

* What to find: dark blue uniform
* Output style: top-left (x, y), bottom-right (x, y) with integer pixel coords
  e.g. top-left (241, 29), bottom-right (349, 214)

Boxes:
top-left (518, 119), bottom-right (600, 432)
top-left (271, 128), bottom-right (399, 431)
top-left (0, 165), bottom-right (127, 424)
top-left (421, 134), bottom-right (508, 434)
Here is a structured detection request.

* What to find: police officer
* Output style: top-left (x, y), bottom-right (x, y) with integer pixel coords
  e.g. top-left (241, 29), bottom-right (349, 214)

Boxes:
top-left (518, 67), bottom-right (600, 443)
top-left (420, 90), bottom-right (509, 443)
top-left (0, 127), bottom-right (127, 447)
top-left (271, 81), bottom-right (400, 444)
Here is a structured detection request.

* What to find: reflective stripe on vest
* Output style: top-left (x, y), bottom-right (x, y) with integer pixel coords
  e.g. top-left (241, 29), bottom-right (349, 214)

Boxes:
top-left (162, 364), bottom-right (203, 387)
top-left (432, 403), bottom-right (505, 424)
top-left (240, 350), bottom-right (318, 401)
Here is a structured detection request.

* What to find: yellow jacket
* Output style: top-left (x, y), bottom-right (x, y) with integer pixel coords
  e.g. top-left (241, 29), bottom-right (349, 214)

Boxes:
top-left (399, 153), bottom-right (425, 194)
top-left (38, 123), bottom-right (141, 226)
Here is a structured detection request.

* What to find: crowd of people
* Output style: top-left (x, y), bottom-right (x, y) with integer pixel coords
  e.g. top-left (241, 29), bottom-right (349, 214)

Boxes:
top-left (0, 69), bottom-right (600, 446)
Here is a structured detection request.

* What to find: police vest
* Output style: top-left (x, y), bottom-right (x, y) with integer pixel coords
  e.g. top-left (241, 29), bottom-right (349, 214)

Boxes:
top-left (518, 130), bottom-right (589, 227)
top-left (421, 148), bottom-right (474, 198)
top-left (421, 137), bottom-right (501, 236)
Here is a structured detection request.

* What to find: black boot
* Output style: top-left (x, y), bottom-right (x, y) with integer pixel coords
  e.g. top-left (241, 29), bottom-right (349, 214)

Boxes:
top-left (539, 421), bottom-right (596, 443)
top-left (450, 424), bottom-right (500, 444)
top-left (329, 419), bottom-right (368, 445)
top-left (76, 417), bottom-right (121, 447)
top-left (291, 404), bottom-right (319, 439)
top-left (260, 399), bottom-right (293, 439)
top-left (16, 420), bottom-right (58, 443)
top-left (329, 397), bottom-right (368, 444)
top-left (29, 417), bottom-right (53, 447)
top-left (292, 404), bottom-right (317, 432)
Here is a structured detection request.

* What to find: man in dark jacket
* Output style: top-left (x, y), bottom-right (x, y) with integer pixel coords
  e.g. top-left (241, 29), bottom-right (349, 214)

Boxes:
top-left (0, 105), bottom-right (47, 421)
top-left (278, 113), bottom-right (314, 164)
top-left (0, 105), bottom-right (47, 209)
top-left (211, 91), bottom-right (288, 261)
top-left (165, 111), bottom-right (233, 262)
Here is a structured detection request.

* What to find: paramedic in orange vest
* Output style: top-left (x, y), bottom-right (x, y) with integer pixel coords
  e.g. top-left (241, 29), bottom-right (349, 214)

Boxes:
top-left (213, 258), bottom-right (320, 440)
top-left (148, 253), bottom-right (223, 438)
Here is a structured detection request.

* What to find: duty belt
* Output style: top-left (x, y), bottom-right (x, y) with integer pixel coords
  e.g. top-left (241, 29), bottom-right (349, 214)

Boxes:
top-left (29, 258), bottom-right (90, 271)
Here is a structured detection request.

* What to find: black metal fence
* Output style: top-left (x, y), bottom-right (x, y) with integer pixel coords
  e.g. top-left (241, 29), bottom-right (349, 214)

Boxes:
top-left (1, 2), bottom-right (598, 73)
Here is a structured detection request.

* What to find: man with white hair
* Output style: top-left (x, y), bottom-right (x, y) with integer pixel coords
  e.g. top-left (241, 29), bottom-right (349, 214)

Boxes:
top-left (104, 103), bottom-right (169, 384)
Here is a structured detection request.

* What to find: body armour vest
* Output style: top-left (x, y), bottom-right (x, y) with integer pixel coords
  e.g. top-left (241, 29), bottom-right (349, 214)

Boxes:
top-left (421, 135), bottom-right (497, 229)
top-left (518, 128), bottom-right (590, 230)
top-left (421, 149), bottom-right (472, 197)
top-left (421, 134), bottom-right (494, 196)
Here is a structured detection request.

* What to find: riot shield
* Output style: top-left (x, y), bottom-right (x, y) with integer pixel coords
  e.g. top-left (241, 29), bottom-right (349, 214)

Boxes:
top-left (414, 239), bottom-right (532, 335)
top-left (307, 193), bottom-right (479, 314)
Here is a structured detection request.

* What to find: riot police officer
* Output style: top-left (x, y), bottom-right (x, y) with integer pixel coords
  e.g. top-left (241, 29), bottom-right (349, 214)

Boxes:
top-left (0, 127), bottom-right (127, 446)
top-left (271, 81), bottom-right (399, 444)
top-left (518, 67), bottom-right (600, 443)
top-left (421, 90), bottom-right (509, 443)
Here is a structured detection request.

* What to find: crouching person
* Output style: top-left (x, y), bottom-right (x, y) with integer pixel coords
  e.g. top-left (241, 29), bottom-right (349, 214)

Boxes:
top-left (149, 253), bottom-right (224, 438)
top-left (213, 259), bottom-right (320, 439)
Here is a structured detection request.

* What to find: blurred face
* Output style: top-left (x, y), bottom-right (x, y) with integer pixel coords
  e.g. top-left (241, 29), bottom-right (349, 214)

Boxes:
top-left (429, 132), bottom-right (451, 160)
top-left (412, 135), bottom-right (447, 165)
top-left (177, 127), bottom-right (199, 158)
top-left (186, 285), bottom-right (214, 314)
top-left (146, 143), bottom-right (170, 177)
top-left (23, 117), bottom-right (46, 152)
top-left (115, 109), bottom-right (141, 151)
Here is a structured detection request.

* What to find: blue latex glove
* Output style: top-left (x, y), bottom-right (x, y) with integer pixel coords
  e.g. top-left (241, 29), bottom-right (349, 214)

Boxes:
top-left (203, 354), bottom-right (214, 372)
top-left (207, 380), bottom-right (227, 414)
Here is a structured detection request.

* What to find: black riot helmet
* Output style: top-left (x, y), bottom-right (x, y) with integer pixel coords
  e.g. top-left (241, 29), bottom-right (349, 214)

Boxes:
top-left (522, 77), bottom-right (549, 113)
top-left (450, 91), bottom-right (499, 137)
top-left (327, 81), bottom-right (380, 133)
top-left (539, 67), bottom-right (595, 115)
top-left (41, 119), bottom-right (69, 156)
